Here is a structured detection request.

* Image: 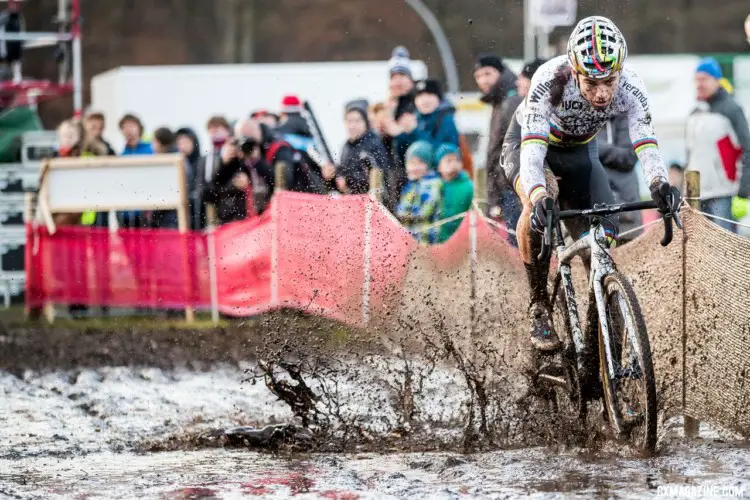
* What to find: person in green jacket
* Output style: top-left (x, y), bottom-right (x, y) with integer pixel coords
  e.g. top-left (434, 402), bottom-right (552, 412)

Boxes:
top-left (436, 143), bottom-right (474, 242)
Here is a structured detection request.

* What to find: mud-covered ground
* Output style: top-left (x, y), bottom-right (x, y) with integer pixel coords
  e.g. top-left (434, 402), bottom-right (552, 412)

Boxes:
top-left (1, 313), bottom-right (749, 499)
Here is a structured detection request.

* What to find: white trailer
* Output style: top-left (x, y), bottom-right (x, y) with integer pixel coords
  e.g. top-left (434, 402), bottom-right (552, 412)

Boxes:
top-left (91, 60), bottom-right (427, 161)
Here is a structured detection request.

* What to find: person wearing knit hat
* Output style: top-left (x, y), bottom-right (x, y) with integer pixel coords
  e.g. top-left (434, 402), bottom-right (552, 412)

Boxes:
top-left (518, 58), bottom-right (547, 98)
top-left (435, 143), bottom-right (474, 242)
top-left (415, 78), bottom-right (443, 100)
top-left (434, 143), bottom-right (459, 167)
top-left (277, 93), bottom-right (313, 140)
top-left (473, 50), bottom-right (521, 247)
top-left (474, 52), bottom-right (504, 75)
top-left (405, 140), bottom-right (434, 171)
top-left (334, 98), bottom-right (389, 194)
top-left (408, 78), bottom-right (460, 150)
top-left (397, 140), bottom-right (443, 244)
top-left (688, 56), bottom-right (750, 232)
top-left (345, 99), bottom-right (370, 127)
top-left (389, 46), bottom-right (412, 79)
top-left (280, 94), bottom-right (303, 114)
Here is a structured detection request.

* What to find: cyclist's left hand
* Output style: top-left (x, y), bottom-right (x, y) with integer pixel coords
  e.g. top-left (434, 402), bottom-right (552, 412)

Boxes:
top-left (649, 180), bottom-right (681, 214)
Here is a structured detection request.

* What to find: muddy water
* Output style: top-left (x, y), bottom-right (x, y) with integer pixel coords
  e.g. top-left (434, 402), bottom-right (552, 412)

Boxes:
top-left (2, 365), bottom-right (749, 499)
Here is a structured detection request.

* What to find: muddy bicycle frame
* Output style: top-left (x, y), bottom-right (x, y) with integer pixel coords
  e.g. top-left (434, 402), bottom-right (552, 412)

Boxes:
top-left (539, 198), bottom-right (680, 385)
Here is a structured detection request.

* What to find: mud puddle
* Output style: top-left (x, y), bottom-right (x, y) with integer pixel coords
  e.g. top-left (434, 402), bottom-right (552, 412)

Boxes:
top-left (1, 364), bottom-right (749, 499)
top-left (3, 442), bottom-right (750, 498)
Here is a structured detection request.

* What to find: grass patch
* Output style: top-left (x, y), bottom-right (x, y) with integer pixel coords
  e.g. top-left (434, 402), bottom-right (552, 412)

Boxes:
top-left (0, 305), bottom-right (229, 331)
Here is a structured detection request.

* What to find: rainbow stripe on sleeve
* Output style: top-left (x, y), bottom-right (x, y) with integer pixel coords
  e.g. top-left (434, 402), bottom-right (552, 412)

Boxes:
top-left (633, 138), bottom-right (658, 154)
top-left (521, 134), bottom-right (549, 148)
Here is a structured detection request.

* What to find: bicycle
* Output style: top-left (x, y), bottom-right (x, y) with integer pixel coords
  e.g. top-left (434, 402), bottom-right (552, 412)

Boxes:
top-left (535, 195), bottom-right (682, 455)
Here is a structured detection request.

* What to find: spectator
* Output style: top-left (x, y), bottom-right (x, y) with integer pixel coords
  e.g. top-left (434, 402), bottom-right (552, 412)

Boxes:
top-left (205, 115), bottom-right (232, 188)
top-left (148, 127), bottom-right (179, 228)
top-left (0, 0), bottom-right (23, 83)
top-left (276, 94), bottom-right (315, 152)
top-left (396, 141), bottom-right (442, 244)
top-left (176, 128), bottom-right (207, 230)
top-left (235, 118), bottom-right (324, 195)
top-left (369, 102), bottom-right (389, 137)
top-left (686, 57), bottom-right (750, 232)
top-left (669, 162), bottom-right (685, 195)
top-left (596, 113), bottom-right (642, 241)
top-left (54, 119), bottom-right (92, 318)
top-left (436, 144), bottom-right (474, 243)
top-left (388, 46), bottom-right (416, 114)
top-left (474, 52), bottom-right (525, 247)
top-left (119, 114), bottom-right (153, 155)
top-left (251, 110), bottom-right (280, 129)
top-left (83, 111), bottom-right (116, 155)
top-left (380, 47), bottom-right (418, 210)
top-left (516, 58), bottom-right (546, 98)
top-left (152, 127), bottom-right (176, 154)
top-left (745, 13), bottom-right (750, 45)
top-left (118, 114), bottom-right (152, 227)
top-left (203, 135), bottom-right (255, 225)
top-left (407, 79), bottom-right (459, 149)
top-left (56, 119), bottom-right (81, 159)
top-left (333, 100), bottom-right (388, 194)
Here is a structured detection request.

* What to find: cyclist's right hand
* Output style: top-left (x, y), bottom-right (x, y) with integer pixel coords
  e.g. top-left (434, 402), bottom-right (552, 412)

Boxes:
top-left (530, 196), bottom-right (553, 234)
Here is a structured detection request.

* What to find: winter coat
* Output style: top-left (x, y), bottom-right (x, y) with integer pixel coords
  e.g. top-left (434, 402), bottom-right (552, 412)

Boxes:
top-left (482, 69), bottom-right (518, 205)
top-left (396, 100), bottom-right (460, 155)
top-left (686, 88), bottom-right (750, 199)
top-left (596, 114), bottom-right (642, 237)
top-left (203, 157), bottom-right (254, 225)
top-left (121, 142), bottom-right (153, 155)
top-left (438, 171), bottom-right (474, 243)
top-left (277, 113), bottom-right (312, 138)
top-left (396, 170), bottom-right (443, 244)
top-left (175, 127), bottom-right (207, 229)
top-left (117, 141), bottom-right (153, 227)
top-left (276, 113), bottom-right (317, 153)
top-left (337, 130), bottom-right (389, 194)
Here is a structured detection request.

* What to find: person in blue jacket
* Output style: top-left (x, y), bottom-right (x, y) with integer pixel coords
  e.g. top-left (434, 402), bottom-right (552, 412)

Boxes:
top-left (395, 78), bottom-right (459, 153)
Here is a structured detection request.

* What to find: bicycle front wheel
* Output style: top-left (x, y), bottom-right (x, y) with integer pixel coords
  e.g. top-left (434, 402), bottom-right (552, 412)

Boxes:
top-left (598, 272), bottom-right (657, 455)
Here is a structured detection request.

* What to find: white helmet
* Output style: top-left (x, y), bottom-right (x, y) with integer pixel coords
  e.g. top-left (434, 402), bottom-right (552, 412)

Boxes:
top-left (567, 16), bottom-right (627, 79)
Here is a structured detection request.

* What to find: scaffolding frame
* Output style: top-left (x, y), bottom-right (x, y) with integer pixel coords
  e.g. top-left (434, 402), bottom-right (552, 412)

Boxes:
top-left (0, 0), bottom-right (82, 116)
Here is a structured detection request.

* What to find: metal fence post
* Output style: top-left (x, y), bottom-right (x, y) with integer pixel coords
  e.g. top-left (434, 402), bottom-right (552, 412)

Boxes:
top-left (683, 170), bottom-right (700, 438)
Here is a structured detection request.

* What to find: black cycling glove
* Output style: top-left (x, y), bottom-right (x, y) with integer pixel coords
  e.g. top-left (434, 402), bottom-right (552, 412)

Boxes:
top-left (530, 196), bottom-right (553, 234)
top-left (649, 180), bottom-right (680, 215)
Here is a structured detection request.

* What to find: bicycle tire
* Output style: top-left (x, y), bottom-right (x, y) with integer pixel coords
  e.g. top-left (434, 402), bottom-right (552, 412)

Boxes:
top-left (598, 272), bottom-right (658, 455)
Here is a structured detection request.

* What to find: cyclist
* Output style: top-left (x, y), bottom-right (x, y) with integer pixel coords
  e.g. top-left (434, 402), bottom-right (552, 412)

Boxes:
top-left (501, 16), bottom-right (678, 352)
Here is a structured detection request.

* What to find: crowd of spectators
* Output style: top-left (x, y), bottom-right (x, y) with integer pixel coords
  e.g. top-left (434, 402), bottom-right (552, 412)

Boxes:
top-left (50, 43), bottom-right (750, 244)
top-left (51, 46), bottom-right (483, 244)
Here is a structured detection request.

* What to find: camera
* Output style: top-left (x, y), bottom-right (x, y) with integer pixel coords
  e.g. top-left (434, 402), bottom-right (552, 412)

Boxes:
top-left (237, 136), bottom-right (257, 155)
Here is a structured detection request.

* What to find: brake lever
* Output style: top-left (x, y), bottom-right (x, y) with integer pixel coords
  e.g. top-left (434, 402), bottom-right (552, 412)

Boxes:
top-left (671, 195), bottom-right (684, 230)
top-left (660, 211), bottom-right (674, 247)
top-left (537, 198), bottom-right (555, 261)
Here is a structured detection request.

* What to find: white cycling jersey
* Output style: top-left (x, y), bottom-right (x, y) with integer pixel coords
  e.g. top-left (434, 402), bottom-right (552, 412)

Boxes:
top-left (515, 55), bottom-right (668, 203)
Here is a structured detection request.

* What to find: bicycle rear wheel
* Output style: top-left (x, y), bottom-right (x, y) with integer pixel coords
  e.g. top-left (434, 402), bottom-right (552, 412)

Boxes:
top-left (598, 272), bottom-right (657, 455)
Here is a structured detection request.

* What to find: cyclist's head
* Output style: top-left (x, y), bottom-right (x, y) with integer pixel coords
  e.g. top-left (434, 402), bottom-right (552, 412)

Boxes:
top-left (567, 16), bottom-right (627, 108)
